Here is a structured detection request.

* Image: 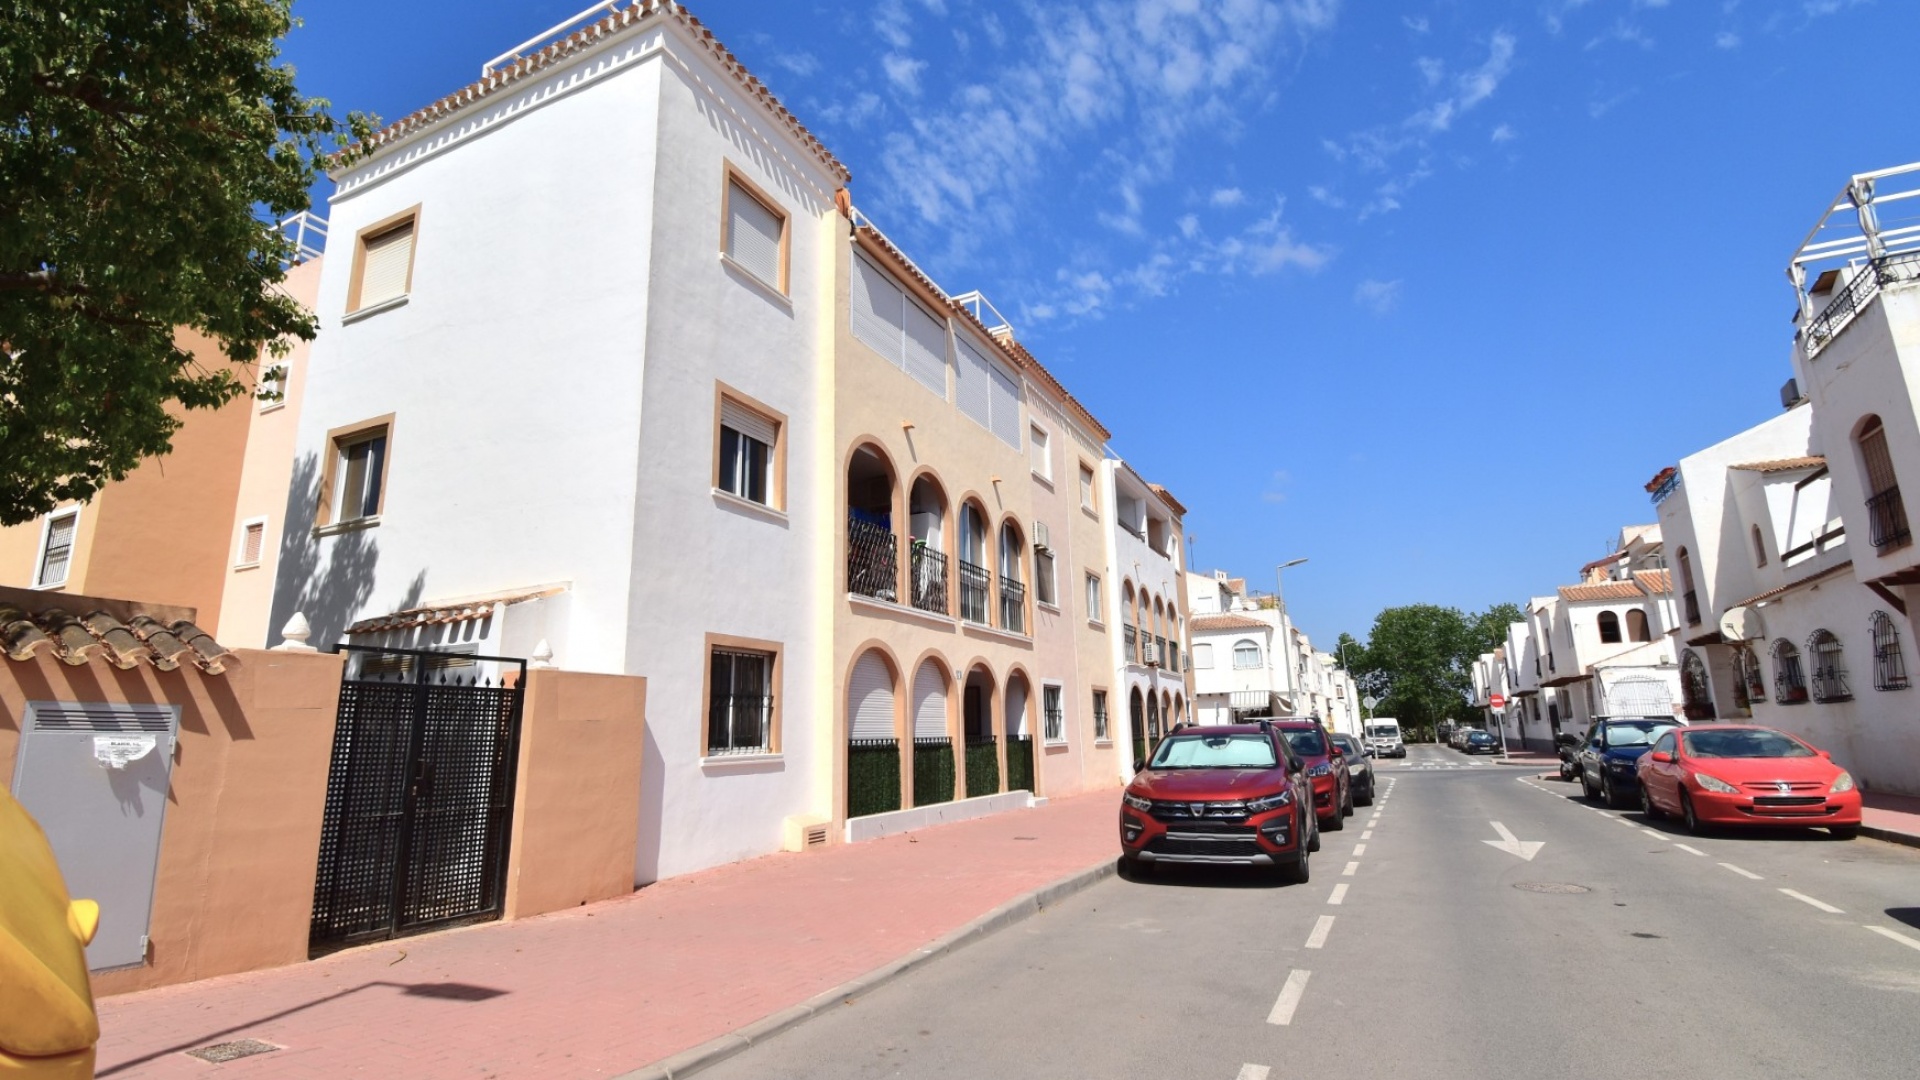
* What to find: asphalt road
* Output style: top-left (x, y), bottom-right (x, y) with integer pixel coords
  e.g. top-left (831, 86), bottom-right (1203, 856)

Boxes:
top-left (699, 744), bottom-right (1920, 1080)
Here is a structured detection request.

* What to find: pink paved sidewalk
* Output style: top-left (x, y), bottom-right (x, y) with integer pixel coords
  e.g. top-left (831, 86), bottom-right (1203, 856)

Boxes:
top-left (1864, 790), bottom-right (1920, 845)
top-left (94, 792), bottom-right (1118, 1079)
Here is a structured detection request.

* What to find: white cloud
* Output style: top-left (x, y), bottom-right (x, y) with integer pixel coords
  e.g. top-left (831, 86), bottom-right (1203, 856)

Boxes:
top-left (1490, 123), bottom-right (1516, 143)
top-left (1585, 20), bottom-right (1654, 50)
top-left (1262, 469), bottom-right (1293, 505)
top-left (882, 53), bottom-right (927, 95)
top-left (1588, 87), bottom-right (1638, 119)
top-left (1177, 213), bottom-right (1201, 239)
top-left (1403, 15), bottom-right (1431, 34)
top-left (773, 51), bottom-right (820, 78)
top-left (1415, 56), bottom-right (1445, 87)
top-left (1307, 185), bottom-right (1346, 208)
top-left (1210, 187), bottom-right (1247, 207)
top-left (1714, 30), bottom-right (1741, 48)
top-left (1457, 32), bottom-right (1517, 110)
top-left (1354, 278), bottom-right (1402, 314)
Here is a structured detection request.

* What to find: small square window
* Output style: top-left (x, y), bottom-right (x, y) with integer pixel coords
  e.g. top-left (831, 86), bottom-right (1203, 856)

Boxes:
top-left (236, 518), bottom-right (267, 568)
top-left (724, 172), bottom-right (788, 293)
top-left (1079, 463), bottom-right (1097, 511)
top-left (349, 211), bottom-right (418, 313)
top-left (1092, 690), bottom-right (1109, 742)
top-left (36, 510), bottom-right (78, 587)
top-left (716, 390), bottom-right (785, 509)
top-left (1035, 549), bottom-right (1057, 607)
top-left (1042, 685), bottom-right (1065, 743)
top-left (1085, 572), bottom-right (1102, 622)
top-left (318, 416), bottom-right (394, 529)
top-left (1031, 425), bottom-right (1051, 480)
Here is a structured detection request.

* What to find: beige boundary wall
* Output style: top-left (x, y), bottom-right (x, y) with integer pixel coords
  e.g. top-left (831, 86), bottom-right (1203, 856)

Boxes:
top-left (1, 651), bottom-right (648, 995)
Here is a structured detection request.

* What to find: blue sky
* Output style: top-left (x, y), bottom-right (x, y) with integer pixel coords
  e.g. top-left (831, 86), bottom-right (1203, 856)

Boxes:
top-left (281, 0), bottom-right (1914, 645)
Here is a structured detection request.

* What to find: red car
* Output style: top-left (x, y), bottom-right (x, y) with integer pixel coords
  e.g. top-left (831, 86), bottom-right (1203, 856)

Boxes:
top-left (1119, 723), bottom-right (1319, 882)
top-left (1636, 724), bottom-right (1862, 837)
top-left (1273, 719), bottom-right (1353, 830)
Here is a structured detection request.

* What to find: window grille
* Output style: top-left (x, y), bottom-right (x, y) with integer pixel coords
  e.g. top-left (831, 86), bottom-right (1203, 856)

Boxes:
top-left (1680, 649), bottom-right (1716, 720)
top-left (709, 649), bottom-right (773, 754)
top-left (1807, 630), bottom-right (1852, 702)
top-left (1871, 610), bottom-right (1910, 691)
top-left (1734, 645), bottom-right (1766, 705)
top-left (1772, 639), bottom-right (1809, 704)
top-left (36, 511), bottom-right (77, 586)
top-left (1093, 690), bottom-right (1109, 741)
top-left (1042, 686), bottom-right (1064, 742)
top-left (1859, 418), bottom-right (1912, 553)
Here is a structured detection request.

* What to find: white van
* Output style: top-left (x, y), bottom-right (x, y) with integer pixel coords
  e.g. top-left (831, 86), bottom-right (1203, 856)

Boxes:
top-left (1366, 719), bottom-right (1405, 758)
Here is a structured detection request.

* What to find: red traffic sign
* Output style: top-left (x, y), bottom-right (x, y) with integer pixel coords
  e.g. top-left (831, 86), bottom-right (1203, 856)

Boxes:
top-left (1489, 694), bottom-right (1506, 710)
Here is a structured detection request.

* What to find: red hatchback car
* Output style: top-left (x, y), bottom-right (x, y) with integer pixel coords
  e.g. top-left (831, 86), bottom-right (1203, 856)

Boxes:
top-left (1119, 723), bottom-right (1319, 882)
top-left (1635, 724), bottom-right (1862, 837)
top-left (1273, 719), bottom-right (1353, 830)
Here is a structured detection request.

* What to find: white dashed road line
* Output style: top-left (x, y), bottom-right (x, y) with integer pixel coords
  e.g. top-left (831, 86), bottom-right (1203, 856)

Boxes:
top-left (1642, 829), bottom-right (1664, 839)
top-left (1236, 1066), bottom-right (1271, 1080)
top-left (1352, 844), bottom-right (1367, 856)
top-left (1780, 888), bottom-right (1845, 914)
top-left (1719, 862), bottom-right (1763, 880)
top-left (1305, 915), bottom-right (1335, 949)
top-left (1328, 884), bottom-right (1348, 905)
top-left (1361, 830), bottom-right (1373, 839)
top-left (1342, 861), bottom-right (1359, 876)
top-left (1866, 925), bottom-right (1920, 953)
top-left (1673, 843), bottom-right (1707, 857)
top-left (1267, 970), bottom-right (1312, 1025)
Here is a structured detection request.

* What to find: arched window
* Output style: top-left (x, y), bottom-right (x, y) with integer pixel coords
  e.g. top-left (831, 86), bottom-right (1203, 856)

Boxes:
top-left (1233, 639), bottom-right (1262, 669)
top-left (1626, 609), bottom-right (1650, 643)
top-left (1733, 645), bottom-right (1766, 706)
top-left (1772, 639), bottom-right (1808, 704)
top-left (998, 522), bottom-right (1026, 633)
top-left (1807, 630), bottom-right (1852, 702)
top-left (1676, 547), bottom-right (1699, 625)
top-left (1751, 524), bottom-right (1768, 567)
top-left (1597, 611), bottom-right (1622, 644)
top-left (1871, 610), bottom-right (1910, 691)
top-left (1680, 649), bottom-right (1715, 720)
top-left (957, 503), bottom-right (990, 624)
top-left (1858, 415), bottom-right (1912, 552)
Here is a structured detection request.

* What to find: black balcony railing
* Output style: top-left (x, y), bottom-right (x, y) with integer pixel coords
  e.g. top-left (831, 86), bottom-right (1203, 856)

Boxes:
top-left (847, 738), bottom-right (901, 818)
top-left (1123, 625), bottom-right (1137, 664)
top-left (999, 576), bottom-right (1026, 634)
top-left (958, 559), bottom-right (991, 624)
top-left (910, 544), bottom-right (949, 615)
top-left (965, 738), bottom-right (1000, 798)
top-left (1868, 487), bottom-right (1912, 553)
top-left (1155, 636), bottom-right (1168, 670)
top-left (1006, 735), bottom-right (1035, 793)
top-left (913, 737), bottom-right (955, 806)
top-left (1683, 590), bottom-right (1701, 626)
top-left (847, 515), bottom-right (898, 602)
top-left (1805, 251), bottom-right (1920, 356)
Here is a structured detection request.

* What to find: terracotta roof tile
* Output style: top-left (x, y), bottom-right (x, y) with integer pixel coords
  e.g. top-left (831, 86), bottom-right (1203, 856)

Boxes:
top-left (0, 603), bottom-right (229, 673)
top-left (1634, 569), bottom-right (1672, 594)
top-left (1729, 456), bottom-right (1826, 473)
top-left (350, 1), bottom-right (849, 184)
top-left (1644, 466), bottom-right (1676, 493)
top-left (347, 587), bottom-right (564, 635)
top-left (1557, 582), bottom-right (1646, 602)
top-left (1190, 613), bottom-right (1270, 632)
top-left (1148, 483), bottom-right (1188, 516)
top-left (1226, 578), bottom-right (1246, 594)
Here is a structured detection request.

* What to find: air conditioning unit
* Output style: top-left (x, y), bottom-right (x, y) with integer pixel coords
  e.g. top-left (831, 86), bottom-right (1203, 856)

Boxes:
top-left (1142, 640), bottom-right (1161, 665)
top-left (1033, 521), bottom-right (1051, 552)
top-left (1781, 377), bottom-right (1803, 410)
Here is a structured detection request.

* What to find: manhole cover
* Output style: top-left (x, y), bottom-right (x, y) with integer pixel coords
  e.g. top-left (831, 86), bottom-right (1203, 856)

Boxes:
top-left (1513, 882), bottom-right (1590, 894)
top-left (185, 1039), bottom-right (281, 1063)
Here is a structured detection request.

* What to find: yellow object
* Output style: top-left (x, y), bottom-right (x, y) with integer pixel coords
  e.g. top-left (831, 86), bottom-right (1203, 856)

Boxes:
top-left (0, 786), bottom-right (99, 1079)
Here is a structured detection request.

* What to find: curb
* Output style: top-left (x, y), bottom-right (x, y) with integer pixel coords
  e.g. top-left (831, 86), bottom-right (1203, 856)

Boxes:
top-left (1862, 824), bottom-right (1920, 851)
top-left (614, 856), bottom-right (1118, 1080)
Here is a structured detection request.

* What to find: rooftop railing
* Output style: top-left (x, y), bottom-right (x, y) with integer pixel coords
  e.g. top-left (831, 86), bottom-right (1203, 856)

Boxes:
top-left (1802, 251), bottom-right (1920, 358)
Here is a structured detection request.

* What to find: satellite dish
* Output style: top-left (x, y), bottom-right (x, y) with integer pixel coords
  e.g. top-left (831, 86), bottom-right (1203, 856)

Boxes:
top-left (1719, 605), bottom-right (1764, 643)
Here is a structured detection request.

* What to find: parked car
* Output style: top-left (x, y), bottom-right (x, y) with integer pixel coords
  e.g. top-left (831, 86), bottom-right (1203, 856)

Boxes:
top-left (1450, 727), bottom-right (1476, 750)
top-left (1577, 717), bottom-right (1681, 807)
top-left (1118, 723), bottom-right (1319, 882)
top-left (1, 786), bottom-right (100, 1079)
top-left (1330, 733), bottom-right (1375, 805)
top-left (1462, 730), bottom-right (1500, 755)
top-left (1276, 719), bottom-right (1353, 830)
top-left (1637, 724), bottom-right (1862, 838)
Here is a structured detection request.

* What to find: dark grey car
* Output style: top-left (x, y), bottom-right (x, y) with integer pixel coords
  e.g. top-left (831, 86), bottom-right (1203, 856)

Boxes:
top-left (1330, 733), bottom-right (1374, 806)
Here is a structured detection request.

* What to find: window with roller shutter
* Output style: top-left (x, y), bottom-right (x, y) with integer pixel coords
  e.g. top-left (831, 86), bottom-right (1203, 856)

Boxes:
top-left (956, 335), bottom-right (1022, 448)
top-left (725, 176), bottom-right (786, 291)
top-left (848, 651), bottom-right (897, 741)
top-left (913, 661), bottom-right (948, 739)
top-left (350, 214), bottom-right (417, 312)
top-left (850, 254), bottom-right (951, 399)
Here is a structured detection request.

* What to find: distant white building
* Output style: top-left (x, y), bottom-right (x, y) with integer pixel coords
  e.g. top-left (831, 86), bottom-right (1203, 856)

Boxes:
top-left (1185, 570), bottom-right (1357, 733)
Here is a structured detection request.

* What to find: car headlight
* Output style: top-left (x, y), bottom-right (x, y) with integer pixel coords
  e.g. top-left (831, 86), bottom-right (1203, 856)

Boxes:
top-left (1830, 771), bottom-right (1856, 793)
top-left (1607, 758), bottom-right (1636, 772)
top-left (1123, 792), bottom-right (1152, 812)
top-left (1694, 772), bottom-right (1738, 794)
top-left (1307, 762), bottom-right (1333, 777)
top-left (1247, 789), bottom-right (1294, 812)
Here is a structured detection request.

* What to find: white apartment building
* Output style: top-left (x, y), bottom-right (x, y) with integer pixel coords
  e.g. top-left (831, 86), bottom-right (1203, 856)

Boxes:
top-left (1184, 570), bottom-right (1356, 733)
top-left (1101, 462), bottom-right (1193, 764)
top-left (273, 4), bottom-right (847, 881)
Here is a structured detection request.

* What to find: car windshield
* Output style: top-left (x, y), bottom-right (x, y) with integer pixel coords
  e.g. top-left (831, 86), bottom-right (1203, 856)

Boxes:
top-left (1283, 730), bottom-right (1327, 756)
top-left (1150, 734), bottom-right (1278, 769)
top-left (1331, 736), bottom-right (1358, 753)
top-left (1469, 732), bottom-right (1493, 741)
top-left (1683, 729), bottom-right (1816, 759)
top-left (1367, 727), bottom-right (1396, 739)
top-left (1603, 723), bottom-right (1675, 747)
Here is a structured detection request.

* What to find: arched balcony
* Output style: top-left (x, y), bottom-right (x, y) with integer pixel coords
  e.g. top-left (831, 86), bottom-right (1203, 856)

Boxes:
top-left (907, 476), bottom-right (949, 615)
top-left (846, 446), bottom-right (899, 602)
top-left (998, 520), bottom-right (1027, 634)
top-left (957, 502), bottom-right (991, 625)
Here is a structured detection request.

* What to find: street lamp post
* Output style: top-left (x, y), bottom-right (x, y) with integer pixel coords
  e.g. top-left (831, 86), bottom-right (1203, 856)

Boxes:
top-left (1274, 558), bottom-right (1307, 714)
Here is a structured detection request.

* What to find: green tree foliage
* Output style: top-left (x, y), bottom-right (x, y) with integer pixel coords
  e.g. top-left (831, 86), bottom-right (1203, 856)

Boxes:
top-left (0, 1), bottom-right (373, 524)
top-left (1340, 602), bottom-right (1524, 739)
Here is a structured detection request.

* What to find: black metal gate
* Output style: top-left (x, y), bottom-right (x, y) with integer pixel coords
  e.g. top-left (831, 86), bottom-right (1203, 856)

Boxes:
top-left (310, 645), bottom-right (527, 954)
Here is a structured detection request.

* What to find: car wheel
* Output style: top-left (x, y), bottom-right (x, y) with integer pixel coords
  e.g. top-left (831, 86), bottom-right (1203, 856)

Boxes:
top-left (1282, 846), bottom-right (1311, 885)
top-left (1323, 805), bottom-right (1344, 831)
top-left (1356, 783), bottom-right (1374, 807)
top-left (1830, 826), bottom-right (1860, 841)
top-left (1680, 790), bottom-right (1703, 835)
top-left (1341, 786), bottom-right (1355, 817)
top-left (1641, 784), bottom-right (1664, 820)
top-left (1117, 853), bottom-right (1142, 880)
top-left (1601, 774), bottom-right (1620, 809)
top-left (1581, 771), bottom-right (1598, 800)
top-left (1307, 810), bottom-right (1322, 852)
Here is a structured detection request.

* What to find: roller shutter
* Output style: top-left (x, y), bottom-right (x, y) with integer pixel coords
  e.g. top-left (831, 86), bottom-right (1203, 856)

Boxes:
top-left (847, 652), bottom-right (896, 741)
top-left (913, 662), bottom-right (948, 738)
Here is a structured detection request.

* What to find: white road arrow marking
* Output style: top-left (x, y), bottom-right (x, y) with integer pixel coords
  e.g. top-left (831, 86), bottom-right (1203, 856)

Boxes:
top-left (1483, 821), bottom-right (1544, 861)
